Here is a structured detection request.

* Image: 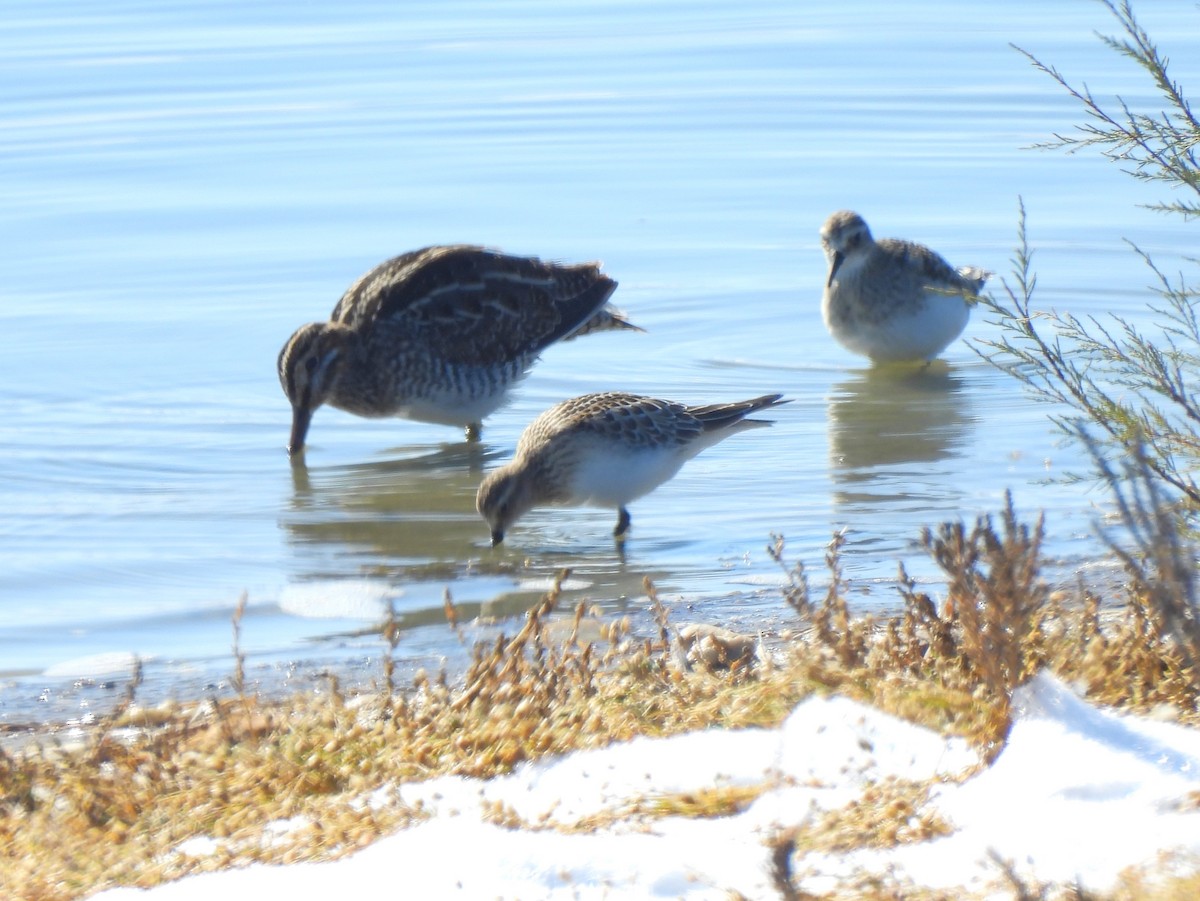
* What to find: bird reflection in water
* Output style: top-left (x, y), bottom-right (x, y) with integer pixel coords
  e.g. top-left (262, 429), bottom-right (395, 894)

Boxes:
top-left (284, 441), bottom-right (491, 567)
top-left (827, 361), bottom-right (976, 513)
top-left (282, 441), bottom-right (653, 600)
top-left (278, 441), bottom-right (657, 652)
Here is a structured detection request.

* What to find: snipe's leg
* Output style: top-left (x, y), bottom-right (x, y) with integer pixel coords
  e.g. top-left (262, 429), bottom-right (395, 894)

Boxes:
top-left (465, 422), bottom-right (482, 442)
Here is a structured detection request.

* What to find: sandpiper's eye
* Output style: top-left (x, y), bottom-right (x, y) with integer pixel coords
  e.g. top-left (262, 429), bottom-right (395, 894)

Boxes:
top-left (305, 356), bottom-right (318, 374)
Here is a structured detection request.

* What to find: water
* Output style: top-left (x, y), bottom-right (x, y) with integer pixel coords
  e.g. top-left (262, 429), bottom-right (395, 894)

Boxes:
top-left (3, 1), bottom-right (1198, 721)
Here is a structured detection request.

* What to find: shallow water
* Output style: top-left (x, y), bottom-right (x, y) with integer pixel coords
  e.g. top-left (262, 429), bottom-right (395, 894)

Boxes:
top-left (3, 1), bottom-right (1198, 720)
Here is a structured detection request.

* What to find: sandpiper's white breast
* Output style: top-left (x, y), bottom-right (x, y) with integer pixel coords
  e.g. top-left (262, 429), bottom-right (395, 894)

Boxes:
top-left (564, 439), bottom-right (689, 508)
top-left (824, 284), bottom-right (972, 363)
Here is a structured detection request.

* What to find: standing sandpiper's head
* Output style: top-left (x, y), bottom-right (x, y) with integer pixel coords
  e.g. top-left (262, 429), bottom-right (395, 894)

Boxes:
top-left (475, 467), bottom-right (536, 546)
top-left (277, 322), bottom-right (347, 456)
top-left (819, 210), bottom-right (873, 286)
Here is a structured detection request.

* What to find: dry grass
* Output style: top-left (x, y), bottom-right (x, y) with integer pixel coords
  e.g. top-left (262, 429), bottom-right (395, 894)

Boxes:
top-left (0, 572), bottom-right (819, 901)
top-left (797, 778), bottom-right (954, 854)
top-left (2, 500), bottom-right (1199, 900)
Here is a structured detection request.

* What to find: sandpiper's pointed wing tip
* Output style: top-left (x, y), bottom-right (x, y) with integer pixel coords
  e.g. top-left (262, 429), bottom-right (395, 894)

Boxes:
top-left (613, 319), bottom-right (646, 333)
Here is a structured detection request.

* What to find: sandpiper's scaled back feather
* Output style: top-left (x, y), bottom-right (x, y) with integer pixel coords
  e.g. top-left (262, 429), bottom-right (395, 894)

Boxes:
top-left (819, 211), bottom-right (989, 363)
top-left (476, 391), bottom-right (787, 545)
top-left (277, 245), bottom-right (637, 454)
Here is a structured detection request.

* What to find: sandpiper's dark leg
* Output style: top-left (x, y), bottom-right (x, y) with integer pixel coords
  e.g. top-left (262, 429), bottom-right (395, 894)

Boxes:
top-left (465, 422), bottom-right (481, 442)
top-left (614, 506), bottom-right (631, 539)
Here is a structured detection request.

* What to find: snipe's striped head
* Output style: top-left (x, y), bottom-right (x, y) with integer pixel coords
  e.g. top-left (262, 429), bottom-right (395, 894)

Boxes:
top-left (277, 322), bottom-right (346, 455)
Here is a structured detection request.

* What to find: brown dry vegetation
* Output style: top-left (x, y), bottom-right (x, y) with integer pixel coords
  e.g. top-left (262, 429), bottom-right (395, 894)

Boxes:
top-left (2, 492), bottom-right (1199, 901)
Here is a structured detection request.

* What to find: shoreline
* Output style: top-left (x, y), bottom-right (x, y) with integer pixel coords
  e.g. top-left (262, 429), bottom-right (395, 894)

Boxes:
top-left (7, 569), bottom-right (1200, 899)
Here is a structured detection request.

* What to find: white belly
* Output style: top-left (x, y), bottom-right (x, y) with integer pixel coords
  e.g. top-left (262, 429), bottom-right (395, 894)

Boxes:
top-left (566, 444), bottom-right (688, 508)
top-left (399, 389), bottom-right (511, 427)
top-left (824, 289), bottom-right (970, 363)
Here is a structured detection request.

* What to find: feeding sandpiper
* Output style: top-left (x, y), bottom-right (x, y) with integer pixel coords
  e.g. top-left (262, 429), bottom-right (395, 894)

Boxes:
top-left (278, 245), bottom-right (638, 455)
top-left (476, 391), bottom-right (787, 545)
top-left (819, 210), bottom-right (989, 363)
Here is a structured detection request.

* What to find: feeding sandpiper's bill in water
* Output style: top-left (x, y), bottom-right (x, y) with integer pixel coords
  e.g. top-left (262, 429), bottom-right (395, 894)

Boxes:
top-left (476, 391), bottom-right (787, 545)
top-left (819, 211), bottom-right (989, 363)
top-left (277, 245), bottom-right (638, 455)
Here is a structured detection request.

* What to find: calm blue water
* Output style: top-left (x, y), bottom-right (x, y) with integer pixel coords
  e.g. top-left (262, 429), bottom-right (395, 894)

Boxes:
top-left (3, 1), bottom-right (1198, 721)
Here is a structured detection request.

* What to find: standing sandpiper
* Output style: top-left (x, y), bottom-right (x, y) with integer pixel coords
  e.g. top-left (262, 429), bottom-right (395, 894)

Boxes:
top-left (476, 391), bottom-right (787, 545)
top-left (277, 245), bottom-right (638, 455)
top-left (820, 211), bottom-right (989, 363)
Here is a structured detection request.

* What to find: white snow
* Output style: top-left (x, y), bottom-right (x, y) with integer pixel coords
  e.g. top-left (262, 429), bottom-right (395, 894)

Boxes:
top-left (91, 672), bottom-right (1200, 900)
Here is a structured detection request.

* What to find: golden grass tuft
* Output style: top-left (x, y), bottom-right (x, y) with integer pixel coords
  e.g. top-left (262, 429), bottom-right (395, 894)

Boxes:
top-left (796, 777), bottom-right (954, 855)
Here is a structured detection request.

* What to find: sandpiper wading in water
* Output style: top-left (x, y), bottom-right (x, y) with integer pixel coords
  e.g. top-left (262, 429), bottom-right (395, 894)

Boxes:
top-left (476, 391), bottom-right (788, 545)
top-left (819, 210), bottom-right (988, 363)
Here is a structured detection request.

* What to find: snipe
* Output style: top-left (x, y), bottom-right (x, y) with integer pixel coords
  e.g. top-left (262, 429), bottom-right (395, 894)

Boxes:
top-left (278, 245), bottom-right (637, 455)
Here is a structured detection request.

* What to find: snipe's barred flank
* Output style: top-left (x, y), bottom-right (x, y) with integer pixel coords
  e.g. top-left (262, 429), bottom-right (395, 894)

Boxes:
top-left (820, 210), bottom-right (989, 363)
top-left (277, 245), bottom-right (639, 455)
top-left (476, 391), bottom-right (788, 545)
